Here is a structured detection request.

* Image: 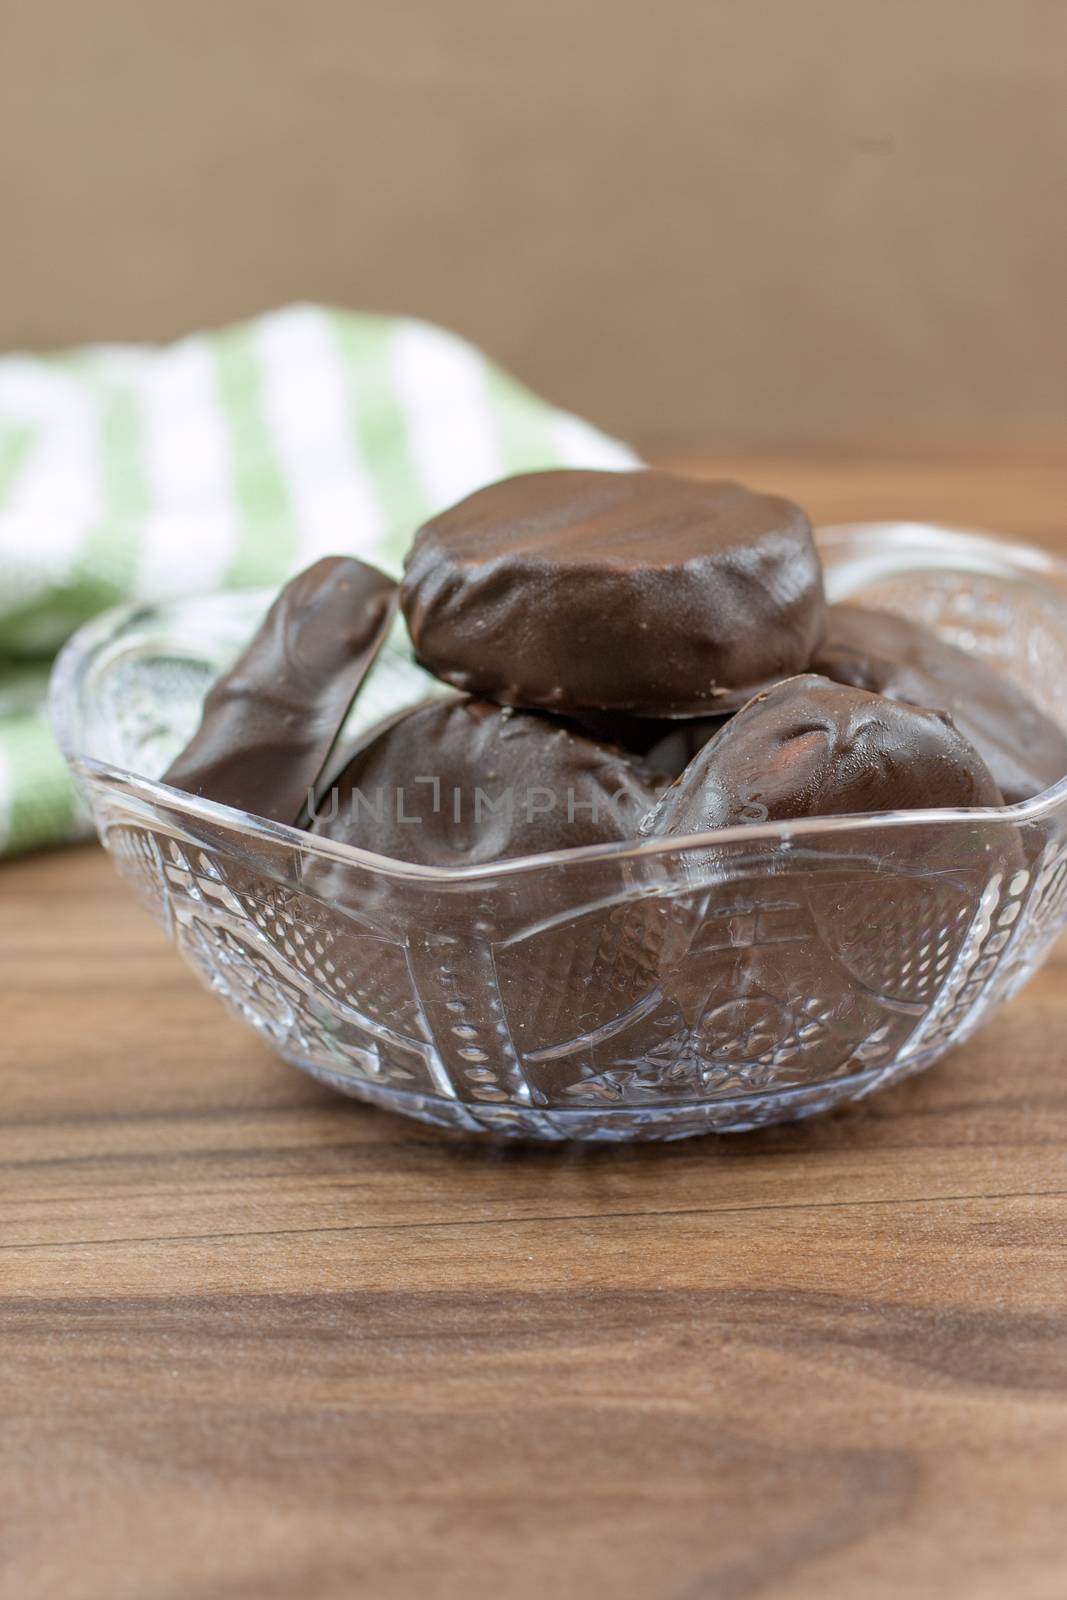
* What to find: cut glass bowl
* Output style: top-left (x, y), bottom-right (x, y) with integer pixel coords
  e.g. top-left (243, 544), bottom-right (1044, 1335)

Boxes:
top-left (49, 523), bottom-right (1067, 1140)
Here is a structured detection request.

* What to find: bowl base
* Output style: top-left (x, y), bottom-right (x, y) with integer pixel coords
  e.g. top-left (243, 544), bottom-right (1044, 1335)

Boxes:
top-left (289, 1052), bottom-right (935, 1141)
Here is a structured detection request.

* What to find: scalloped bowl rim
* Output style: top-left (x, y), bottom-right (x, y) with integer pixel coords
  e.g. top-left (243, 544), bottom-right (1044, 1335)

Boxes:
top-left (49, 520), bottom-right (1067, 885)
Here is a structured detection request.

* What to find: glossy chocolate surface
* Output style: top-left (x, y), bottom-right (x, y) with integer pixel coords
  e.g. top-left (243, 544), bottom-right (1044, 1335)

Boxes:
top-left (164, 556), bottom-right (397, 824)
top-left (813, 603), bottom-right (1067, 804)
top-left (401, 469), bottom-right (826, 716)
top-left (641, 717), bottom-right (733, 778)
top-left (643, 674), bottom-right (1005, 836)
top-left (310, 696), bottom-right (665, 866)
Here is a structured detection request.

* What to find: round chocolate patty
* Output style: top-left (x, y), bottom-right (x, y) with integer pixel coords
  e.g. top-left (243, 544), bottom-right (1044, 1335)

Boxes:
top-left (400, 469), bottom-right (826, 716)
top-left (812, 603), bottom-right (1067, 805)
top-left (310, 697), bottom-right (665, 866)
top-left (643, 674), bottom-right (1005, 836)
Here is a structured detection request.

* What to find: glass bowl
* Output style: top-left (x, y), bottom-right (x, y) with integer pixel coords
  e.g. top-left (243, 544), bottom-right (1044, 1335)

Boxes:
top-left (50, 523), bottom-right (1067, 1141)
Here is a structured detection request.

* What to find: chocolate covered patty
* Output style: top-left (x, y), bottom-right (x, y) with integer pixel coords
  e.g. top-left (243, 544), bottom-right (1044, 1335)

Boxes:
top-left (643, 674), bottom-right (1005, 837)
top-left (642, 716), bottom-right (732, 778)
top-left (401, 469), bottom-right (826, 716)
top-left (813, 603), bottom-right (1067, 805)
top-left (310, 697), bottom-right (665, 867)
top-left (164, 556), bottom-right (397, 824)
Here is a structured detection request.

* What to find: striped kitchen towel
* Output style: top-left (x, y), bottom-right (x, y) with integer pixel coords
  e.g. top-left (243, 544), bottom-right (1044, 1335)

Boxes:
top-left (0, 305), bottom-right (636, 857)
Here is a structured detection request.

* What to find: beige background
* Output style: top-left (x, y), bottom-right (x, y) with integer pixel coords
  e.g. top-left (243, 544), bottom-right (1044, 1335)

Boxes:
top-left (3, 0), bottom-right (1066, 444)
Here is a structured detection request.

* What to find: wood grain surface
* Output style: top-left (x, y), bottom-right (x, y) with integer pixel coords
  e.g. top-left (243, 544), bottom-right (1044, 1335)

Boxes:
top-left (3, 449), bottom-right (1067, 1600)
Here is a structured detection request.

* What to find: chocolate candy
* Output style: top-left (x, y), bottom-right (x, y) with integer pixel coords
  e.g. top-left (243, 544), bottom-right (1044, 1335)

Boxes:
top-left (309, 697), bottom-right (665, 867)
top-left (642, 717), bottom-right (732, 778)
top-left (558, 709), bottom-right (735, 781)
top-left (400, 469), bottom-right (826, 716)
top-left (163, 556), bottom-right (397, 824)
top-left (642, 674), bottom-right (1005, 837)
top-left (813, 603), bottom-right (1067, 805)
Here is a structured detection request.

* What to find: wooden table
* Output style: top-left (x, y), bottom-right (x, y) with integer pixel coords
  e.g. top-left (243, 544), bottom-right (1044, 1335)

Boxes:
top-left (4, 448), bottom-right (1067, 1600)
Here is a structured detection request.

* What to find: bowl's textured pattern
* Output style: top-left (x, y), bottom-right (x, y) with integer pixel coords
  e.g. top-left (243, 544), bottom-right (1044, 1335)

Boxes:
top-left (85, 803), bottom-right (1061, 1139)
top-left (54, 526), bottom-right (1067, 1140)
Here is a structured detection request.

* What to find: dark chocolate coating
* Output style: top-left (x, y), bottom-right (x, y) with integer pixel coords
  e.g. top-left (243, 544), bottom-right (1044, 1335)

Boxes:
top-left (401, 469), bottom-right (826, 716)
top-left (643, 674), bottom-right (1005, 836)
top-left (559, 706), bottom-right (680, 754)
top-left (310, 697), bottom-right (665, 867)
top-left (560, 710), bottom-right (735, 777)
top-left (642, 717), bottom-right (732, 778)
top-left (812, 603), bottom-right (1067, 805)
top-left (163, 556), bottom-right (397, 825)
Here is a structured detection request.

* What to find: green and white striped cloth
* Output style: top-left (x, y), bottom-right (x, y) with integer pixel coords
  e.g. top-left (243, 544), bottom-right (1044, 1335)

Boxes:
top-left (0, 304), bottom-right (636, 857)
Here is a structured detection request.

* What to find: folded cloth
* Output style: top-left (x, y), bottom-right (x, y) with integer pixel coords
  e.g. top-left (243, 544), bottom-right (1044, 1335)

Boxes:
top-left (0, 305), bottom-right (636, 856)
